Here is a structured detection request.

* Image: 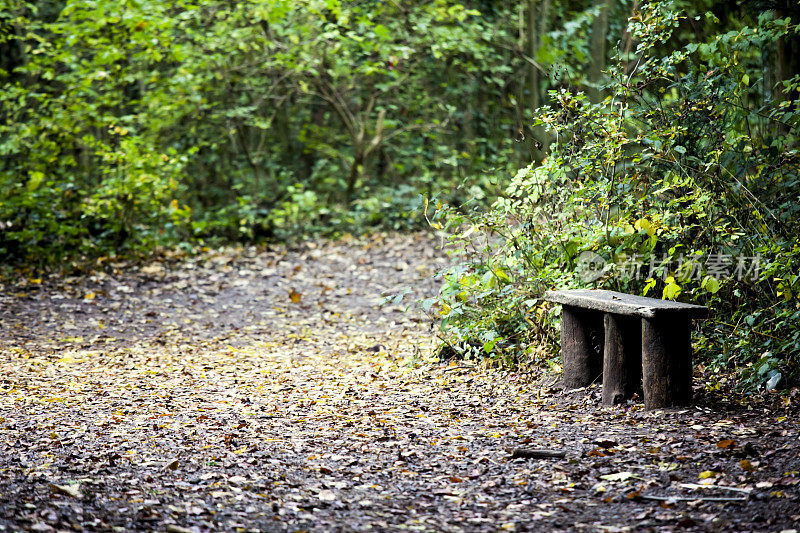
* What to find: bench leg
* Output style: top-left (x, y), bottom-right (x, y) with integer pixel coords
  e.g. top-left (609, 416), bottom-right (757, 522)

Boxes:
top-left (560, 305), bottom-right (603, 389)
top-left (602, 314), bottom-right (642, 405)
top-left (642, 315), bottom-right (692, 409)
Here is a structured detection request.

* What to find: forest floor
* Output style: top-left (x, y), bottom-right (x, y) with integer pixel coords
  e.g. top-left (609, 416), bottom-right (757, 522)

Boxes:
top-left (0, 232), bottom-right (798, 533)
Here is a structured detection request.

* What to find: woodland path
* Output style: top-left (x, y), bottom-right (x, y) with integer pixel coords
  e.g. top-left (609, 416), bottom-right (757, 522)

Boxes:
top-left (0, 232), bottom-right (798, 532)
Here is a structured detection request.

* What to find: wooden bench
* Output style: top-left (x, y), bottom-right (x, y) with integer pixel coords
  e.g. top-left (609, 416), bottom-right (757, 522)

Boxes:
top-left (543, 289), bottom-right (709, 409)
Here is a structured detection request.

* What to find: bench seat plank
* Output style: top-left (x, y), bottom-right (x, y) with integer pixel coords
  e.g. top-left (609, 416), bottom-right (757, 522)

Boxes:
top-left (544, 289), bottom-right (709, 319)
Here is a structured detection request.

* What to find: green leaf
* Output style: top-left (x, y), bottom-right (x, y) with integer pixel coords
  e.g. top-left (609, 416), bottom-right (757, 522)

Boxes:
top-left (483, 338), bottom-right (497, 353)
top-left (702, 276), bottom-right (720, 294)
top-left (373, 24), bottom-right (390, 40)
top-left (27, 171), bottom-right (45, 192)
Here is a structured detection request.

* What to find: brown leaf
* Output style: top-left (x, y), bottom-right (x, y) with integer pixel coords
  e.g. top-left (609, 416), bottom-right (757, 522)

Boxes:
top-left (739, 459), bottom-right (755, 472)
top-left (625, 487), bottom-right (643, 499)
top-left (716, 439), bottom-right (736, 449)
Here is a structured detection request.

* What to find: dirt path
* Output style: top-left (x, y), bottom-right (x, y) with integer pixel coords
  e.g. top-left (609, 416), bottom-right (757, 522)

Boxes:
top-left (1, 233), bottom-right (798, 532)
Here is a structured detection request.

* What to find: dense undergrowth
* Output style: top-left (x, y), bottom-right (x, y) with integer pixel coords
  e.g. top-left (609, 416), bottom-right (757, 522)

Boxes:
top-left (1, 0), bottom-right (524, 269)
top-left (428, 3), bottom-right (800, 390)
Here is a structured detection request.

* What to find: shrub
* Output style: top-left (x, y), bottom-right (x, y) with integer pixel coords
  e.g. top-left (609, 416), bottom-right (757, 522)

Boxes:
top-left (430, 3), bottom-right (800, 389)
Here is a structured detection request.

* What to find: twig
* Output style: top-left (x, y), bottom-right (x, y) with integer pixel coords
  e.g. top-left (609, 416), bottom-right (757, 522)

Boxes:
top-left (678, 483), bottom-right (752, 494)
top-left (508, 448), bottom-right (566, 459)
top-left (442, 364), bottom-right (475, 372)
top-left (640, 494), bottom-right (748, 503)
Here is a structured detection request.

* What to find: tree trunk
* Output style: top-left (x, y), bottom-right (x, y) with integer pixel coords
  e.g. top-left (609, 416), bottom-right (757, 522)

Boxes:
top-left (775, 1), bottom-right (800, 136)
top-left (588, 0), bottom-right (611, 104)
top-left (345, 149), bottom-right (363, 204)
top-left (529, 0), bottom-right (552, 162)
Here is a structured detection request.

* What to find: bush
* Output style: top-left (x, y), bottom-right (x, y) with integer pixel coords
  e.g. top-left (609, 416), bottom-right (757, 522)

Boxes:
top-left (430, 3), bottom-right (800, 389)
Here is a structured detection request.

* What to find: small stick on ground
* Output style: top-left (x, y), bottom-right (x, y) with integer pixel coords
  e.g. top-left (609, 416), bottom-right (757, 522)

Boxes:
top-left (639, 495), bottom-right (748, 503)
top-left (508, 448), bottom-right (566, 459)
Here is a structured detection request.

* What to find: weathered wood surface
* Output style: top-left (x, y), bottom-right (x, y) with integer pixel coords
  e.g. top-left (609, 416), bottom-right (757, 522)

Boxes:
top-left (602, 313), bottom-right (642, 405)
top-left (642, 315), bottom-right (693, 408)
top-left (559, 305), bottom-right (603, 389)
top-left (544, 289), bottom-right (709, 319)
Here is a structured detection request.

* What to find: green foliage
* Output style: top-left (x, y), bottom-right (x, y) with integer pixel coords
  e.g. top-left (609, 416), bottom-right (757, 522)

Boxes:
top-left (1, 0), bottom-right (194, 265)
top-left (1, 0), bottom-right (524, 266)
top-left (431, 2), bottom-right (800, 388)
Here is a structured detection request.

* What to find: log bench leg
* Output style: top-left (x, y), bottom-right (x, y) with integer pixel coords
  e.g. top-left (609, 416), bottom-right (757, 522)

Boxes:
top-left (602, 314), bottom-right (642, 405)
top-left (642, 315), bottom-right (692, 409)
top-left (560, 305), bottom-right (603, 389)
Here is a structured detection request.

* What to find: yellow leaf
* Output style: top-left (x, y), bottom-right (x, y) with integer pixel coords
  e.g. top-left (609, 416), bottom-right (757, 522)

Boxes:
top-left (662, 278), bottom-right (681, 300)
top-left (600, 471), bottom-right (635, 482)
top-left (698, 470), bottom-right (717, 479)
top-left (289, 289), bottom-right (302, 303)
top-left (739, 459), bottom-right (755, 472)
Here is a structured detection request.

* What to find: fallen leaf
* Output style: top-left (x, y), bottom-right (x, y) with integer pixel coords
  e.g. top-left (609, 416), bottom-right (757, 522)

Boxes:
top-left (600, 472), bottom-right (635, 482)
top-left (625, 487), bottom-right (642, 499)
top-left (739, 459), bottom-right (755, 471)
top-left (166, 526), bottom-right (194, 533)
top-left (289, 289), bottom-right (302, 303)
top-left (318, 489), bottom-right (336, 501)
top-left (50, 483), bottom-right (81, 499)
top-left (593, 439), bottom-right (618, 449)
top-left (716, 439), bottom-right (736, 449)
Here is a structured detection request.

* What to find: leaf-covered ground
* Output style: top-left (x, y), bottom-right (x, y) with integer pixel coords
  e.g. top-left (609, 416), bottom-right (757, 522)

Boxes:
top-left (1, 232), bottom-right (798, 532)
